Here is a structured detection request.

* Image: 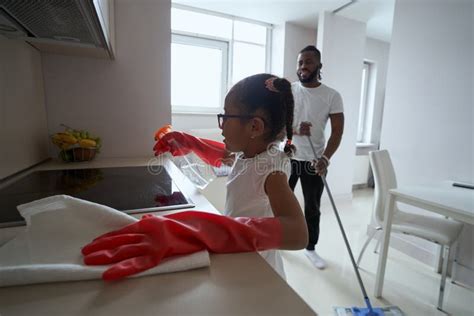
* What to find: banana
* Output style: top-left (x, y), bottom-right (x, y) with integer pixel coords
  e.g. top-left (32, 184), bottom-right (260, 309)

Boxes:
top-left (51, 136), bottom-right (63, 146)
top-left (56, 133), bottom-right (77, 144)
top-left (79, 139), bottom-right (97, 148)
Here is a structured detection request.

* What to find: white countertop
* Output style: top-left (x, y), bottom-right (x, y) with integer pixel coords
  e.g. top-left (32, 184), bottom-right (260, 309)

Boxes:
top-left (0, 157), bottom-right (315, 315)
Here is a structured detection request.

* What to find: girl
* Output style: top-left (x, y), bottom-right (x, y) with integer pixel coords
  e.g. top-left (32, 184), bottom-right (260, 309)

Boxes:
top-left (82, 74), bottom-right (308, 280)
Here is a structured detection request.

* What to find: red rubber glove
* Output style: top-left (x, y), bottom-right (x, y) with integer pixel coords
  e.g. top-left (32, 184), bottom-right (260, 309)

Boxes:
top-left (153, 131), bottom-right (225, 167)
top-left (81, 211), bottom-right (281, 281)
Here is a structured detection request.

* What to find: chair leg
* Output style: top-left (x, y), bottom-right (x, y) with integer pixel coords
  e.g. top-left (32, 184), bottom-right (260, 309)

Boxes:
top-left (451, 241), bottom-right (460, 284)
top-left (435, 245), bottom-right (444, 273)
top-left (357, 228), bottom-right (379, 267)
top-left (373, 233), bottom-right (381, 254)
top-left (437, 246), bottom-right (451, 311)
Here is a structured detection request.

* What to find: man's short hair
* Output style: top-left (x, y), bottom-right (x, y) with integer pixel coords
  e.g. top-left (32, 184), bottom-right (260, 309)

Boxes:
top-left (299, 45), bottom-right (321, 61)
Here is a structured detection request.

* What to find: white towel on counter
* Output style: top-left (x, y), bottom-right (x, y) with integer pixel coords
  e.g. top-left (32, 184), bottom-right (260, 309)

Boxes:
top-left (0, 195), bottom-right (210, 287)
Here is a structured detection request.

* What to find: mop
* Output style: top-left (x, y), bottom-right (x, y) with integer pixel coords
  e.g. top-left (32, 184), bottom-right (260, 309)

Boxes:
top-left (306, 136), bottom-right (404, 316)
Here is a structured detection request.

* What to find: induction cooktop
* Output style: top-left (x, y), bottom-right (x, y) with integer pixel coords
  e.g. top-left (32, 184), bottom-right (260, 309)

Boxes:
top-left (0, 166), bottom-right (194, 227)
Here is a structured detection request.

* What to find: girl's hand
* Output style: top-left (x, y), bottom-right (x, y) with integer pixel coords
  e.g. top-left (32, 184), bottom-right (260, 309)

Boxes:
top-left (153, 130), bottom-right (226, 167)
top-left (153, 131), bottom-right (193, 157)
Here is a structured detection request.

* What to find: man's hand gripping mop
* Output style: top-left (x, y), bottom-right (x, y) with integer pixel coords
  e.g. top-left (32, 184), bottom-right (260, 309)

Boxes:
top-left (306, 136), bottom-right (403, 316)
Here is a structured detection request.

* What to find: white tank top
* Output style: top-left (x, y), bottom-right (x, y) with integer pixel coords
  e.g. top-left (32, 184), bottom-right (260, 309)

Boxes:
top-left (224, 144), bottom-right (291, 279)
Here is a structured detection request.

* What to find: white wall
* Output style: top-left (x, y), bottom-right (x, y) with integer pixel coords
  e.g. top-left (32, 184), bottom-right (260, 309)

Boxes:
top-left (317, 11), bottom-right (366, 198)
top-left (352, 38), bottom-right (391, 186)
top-left (381, 0), bottom-right (473, 186)
top-left (42, 0), bottom-right (171, 158)
top-left (365, 38), bottom-right (390, 147)
top-left (381, 0), bottom-right (473, 285)
top-left (282, 23), bottom-right (317, 82)
top-left (353, 155), bottom-right (369, 185)
top-left (0, 37), bottom-right (49, 179)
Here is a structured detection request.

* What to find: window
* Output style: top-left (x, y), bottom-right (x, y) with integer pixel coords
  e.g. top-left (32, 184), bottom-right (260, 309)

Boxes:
top-left (357, 61), bottom-right (375, 144)
top-left (231, 20), bottom-right (268, 85)
top-left (171, 35), bottom-right (228, 113)
top-left (171, 5), bottom-right (271, 113)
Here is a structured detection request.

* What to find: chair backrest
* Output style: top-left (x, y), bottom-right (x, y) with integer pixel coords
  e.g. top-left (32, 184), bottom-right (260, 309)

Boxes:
top-left (369, 150), bottom-right (398, 224)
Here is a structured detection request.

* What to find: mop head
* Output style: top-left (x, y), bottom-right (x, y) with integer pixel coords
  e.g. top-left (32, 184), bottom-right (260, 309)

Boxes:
top-left (334, 305), bottom-right (404, 316)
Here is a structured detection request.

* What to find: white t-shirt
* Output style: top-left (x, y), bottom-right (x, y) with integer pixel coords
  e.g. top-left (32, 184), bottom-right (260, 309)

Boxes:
top-left (291, 82), bottom-right (344, 161)
top-left (224, 144), bottom-right (291, 279)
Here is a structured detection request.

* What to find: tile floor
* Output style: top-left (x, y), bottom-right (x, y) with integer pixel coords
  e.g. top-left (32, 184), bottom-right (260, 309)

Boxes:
top-left (281, 188), bottom-right (473, 316)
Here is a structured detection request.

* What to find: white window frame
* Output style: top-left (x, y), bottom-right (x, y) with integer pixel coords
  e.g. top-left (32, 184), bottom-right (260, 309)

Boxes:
top-left (171, 4), bottom-right (272, 114)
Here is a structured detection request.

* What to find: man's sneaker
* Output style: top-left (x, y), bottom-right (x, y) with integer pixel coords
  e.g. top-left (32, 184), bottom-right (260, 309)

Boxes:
top-left (304, 249), bottom-right (327, 269)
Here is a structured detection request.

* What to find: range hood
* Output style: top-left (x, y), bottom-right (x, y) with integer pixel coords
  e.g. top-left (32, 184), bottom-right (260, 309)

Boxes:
top-left (0, 0), bottom-right (114, 59)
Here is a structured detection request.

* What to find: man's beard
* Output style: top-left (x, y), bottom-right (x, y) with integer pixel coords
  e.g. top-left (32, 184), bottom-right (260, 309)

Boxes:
top-left (297, 69), bottom-right (319, 83)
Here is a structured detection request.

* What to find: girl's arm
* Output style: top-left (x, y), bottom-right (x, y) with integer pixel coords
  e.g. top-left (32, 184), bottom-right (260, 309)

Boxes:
top-left (265, 171), bottom-right (308, 249)
top-left (199, 139), bottom-right (234, 166)
top-left (81, 170), bottom-right (304, 281)
top-left (221, 151), bottom-right (236, 166)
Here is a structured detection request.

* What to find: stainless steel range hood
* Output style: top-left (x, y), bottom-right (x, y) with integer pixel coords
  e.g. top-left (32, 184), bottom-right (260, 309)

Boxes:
top-left (0, 0), bottom-right (115, 59)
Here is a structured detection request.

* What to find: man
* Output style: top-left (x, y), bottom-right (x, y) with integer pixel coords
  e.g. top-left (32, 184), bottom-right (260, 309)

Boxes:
top-left (289, 45), bottom-right (344, 269)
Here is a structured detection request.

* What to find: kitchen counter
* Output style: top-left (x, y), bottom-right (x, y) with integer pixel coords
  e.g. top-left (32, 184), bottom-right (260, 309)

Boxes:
top-left (0, 157), bottom-right (316, 315)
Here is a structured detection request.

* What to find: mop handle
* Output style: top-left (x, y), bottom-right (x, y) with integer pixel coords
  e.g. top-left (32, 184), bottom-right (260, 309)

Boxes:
top-left (307, 136), bottom-right (374, 312)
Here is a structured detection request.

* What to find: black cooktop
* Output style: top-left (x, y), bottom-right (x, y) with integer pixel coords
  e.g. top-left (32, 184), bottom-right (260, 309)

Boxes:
top-left (0, 166), bottom-right (194, 227)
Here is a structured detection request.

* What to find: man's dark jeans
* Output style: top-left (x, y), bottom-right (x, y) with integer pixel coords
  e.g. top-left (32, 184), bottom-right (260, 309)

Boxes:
top-left (288, 159), bottom-right (324, 251)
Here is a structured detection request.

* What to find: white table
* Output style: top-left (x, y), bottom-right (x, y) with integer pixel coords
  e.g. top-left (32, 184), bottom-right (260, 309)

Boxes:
top-left (374, 181), bottom-right (474, 306)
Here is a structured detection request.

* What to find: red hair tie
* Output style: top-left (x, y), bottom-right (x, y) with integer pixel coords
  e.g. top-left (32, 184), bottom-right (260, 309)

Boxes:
top-left (286, 139), bottom-right (292, 145)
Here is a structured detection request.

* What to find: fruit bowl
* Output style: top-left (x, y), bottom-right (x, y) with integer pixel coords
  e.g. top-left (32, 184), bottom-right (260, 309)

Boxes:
top-left (52, 124), bottom-right (101, 163)
top-left (60, 147), bottom-right (97, 162)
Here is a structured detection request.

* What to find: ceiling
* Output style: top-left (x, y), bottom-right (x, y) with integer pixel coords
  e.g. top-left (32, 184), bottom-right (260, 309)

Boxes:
top-left (173, 0), bottom-right (395, 42)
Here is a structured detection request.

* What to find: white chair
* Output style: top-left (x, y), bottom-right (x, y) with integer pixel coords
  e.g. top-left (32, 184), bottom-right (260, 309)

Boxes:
top-left (357, 150), bottom-right (463, 311)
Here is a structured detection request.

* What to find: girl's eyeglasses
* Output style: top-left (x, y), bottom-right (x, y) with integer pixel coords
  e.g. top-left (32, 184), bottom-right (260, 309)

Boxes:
top-left (217, 114), bottom-right (264, 129)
